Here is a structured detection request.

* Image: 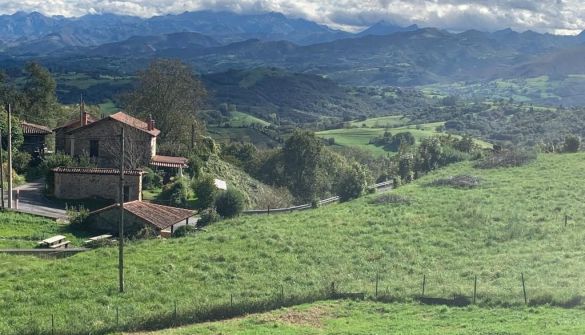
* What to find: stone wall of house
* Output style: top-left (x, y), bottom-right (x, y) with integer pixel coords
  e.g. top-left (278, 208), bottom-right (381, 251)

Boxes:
top-left (86, 208), bottom-right (156, 236)
top-left (53, 172), bottom-right (142, 201)
top-left (70, 119), bottom-right (155, 168)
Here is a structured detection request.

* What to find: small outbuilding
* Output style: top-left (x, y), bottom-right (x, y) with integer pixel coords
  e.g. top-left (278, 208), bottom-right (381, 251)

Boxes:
top-left (21, 121), bottom-right (52, 157)
top-left (52, 167), bottom-right (143, 202)
top-left (85, 201), bottom-right (196, 236)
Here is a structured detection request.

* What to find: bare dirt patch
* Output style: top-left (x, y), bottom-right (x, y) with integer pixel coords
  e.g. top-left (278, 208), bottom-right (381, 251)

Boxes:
top-left (262, 305), bottom-right (332, 328)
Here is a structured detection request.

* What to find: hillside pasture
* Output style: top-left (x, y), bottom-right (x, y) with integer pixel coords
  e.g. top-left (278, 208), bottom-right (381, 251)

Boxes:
top-left (1, 154), bottom-right (585, 334)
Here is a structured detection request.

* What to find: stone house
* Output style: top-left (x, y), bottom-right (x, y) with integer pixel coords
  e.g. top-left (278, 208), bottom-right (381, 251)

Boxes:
top-left (21, 121), bottom-right (52, 157)
top-left (85, 200), bottom-right (195, 236)
top-left (54, 111), bottom-right (159, 168)
top-left (52, 167), bottom-right (143, 202)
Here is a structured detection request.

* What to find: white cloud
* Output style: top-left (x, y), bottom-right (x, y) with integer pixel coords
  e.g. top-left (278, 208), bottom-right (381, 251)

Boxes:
top-left (0, 0), bottom-right (584, 34)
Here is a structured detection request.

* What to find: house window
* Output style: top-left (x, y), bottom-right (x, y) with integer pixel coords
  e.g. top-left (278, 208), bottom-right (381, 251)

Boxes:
top-left (123, 186), bottom-right (130, 202)
top-left (89, 140), bottom-right (99, 158)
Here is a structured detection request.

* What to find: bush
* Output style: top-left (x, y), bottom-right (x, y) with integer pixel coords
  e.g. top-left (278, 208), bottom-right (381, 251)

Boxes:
top-left (160, 178), bottom-right (191, 207)
top-left (370, 194), bottom-right (412, 205)
top-left (142, 168), bottom-right (163, 190)
top-left (474, 149), bottom-right (536, 169)
top-left (67, 206), bottom-right (90, 228)
top-left (337, 163), bottom-right (369, 202)
top-left (193, 176), bottom-right (217, 209)
top-left (197, 208), bottom-right (221, 227)
top-left (173, 225), bottom-right (198, 237)
top-left (563, 135), bottom-right (581, 153)
top-left (215, 188), bottom-right (245, 218)
top-left (430, 175), bottom-right (482, 189)
top-left (12, 150), bottom-right (32, 174)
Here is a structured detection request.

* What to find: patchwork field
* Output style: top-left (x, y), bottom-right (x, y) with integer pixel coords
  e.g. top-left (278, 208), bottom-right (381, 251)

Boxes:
top-left (1, 153), bottom-right (585, 334)
top-left (124, 300), bottom-right (585, 335)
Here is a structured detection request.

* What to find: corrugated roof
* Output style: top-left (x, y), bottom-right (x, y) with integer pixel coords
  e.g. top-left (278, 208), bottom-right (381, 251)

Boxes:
top-left (22, 121), bottom-right (52, 135)
top-left (151, 155), bottom-right (189, 168)
top-left (52, 167), bottom-right (143, 176)
top-left (89, 201), bottom-right (195, 230)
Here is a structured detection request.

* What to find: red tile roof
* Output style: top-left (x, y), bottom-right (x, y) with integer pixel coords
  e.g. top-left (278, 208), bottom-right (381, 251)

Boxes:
top-left (150, 155), bottom-right (189, 168)
top-left (54, 114), bottom-right (98, 131)
top-left (109, 112), bottom-right (161, 137)
top-left (22, 121), bottom-right (52, 135)
top-left (52, 167), bottom-right (143, 176)
top-left (90, 201), bottom-right (195, 230)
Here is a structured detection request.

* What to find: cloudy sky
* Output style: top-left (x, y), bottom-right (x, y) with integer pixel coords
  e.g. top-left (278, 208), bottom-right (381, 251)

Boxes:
top-left (1, 0), bottom-right (583, 35)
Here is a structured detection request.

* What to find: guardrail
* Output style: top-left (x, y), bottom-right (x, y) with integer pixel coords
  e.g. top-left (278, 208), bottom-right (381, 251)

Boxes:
top-left (243, 180), bottom-right (393, 215)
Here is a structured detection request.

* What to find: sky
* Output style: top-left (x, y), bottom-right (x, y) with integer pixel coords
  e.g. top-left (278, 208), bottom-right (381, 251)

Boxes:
top-left (0, 0), bottom-right (583, 35)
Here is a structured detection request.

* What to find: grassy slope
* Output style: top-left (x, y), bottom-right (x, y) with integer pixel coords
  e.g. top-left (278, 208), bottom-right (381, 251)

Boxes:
top-left (228, 111), bottom-right (271, 127)
top-left (1, 153), bottom-right (585, 333)
top-left (127, 300), bottom-right (585, 335)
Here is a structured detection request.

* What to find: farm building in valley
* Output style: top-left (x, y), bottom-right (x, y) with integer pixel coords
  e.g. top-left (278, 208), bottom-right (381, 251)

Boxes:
top-left (21, 121), bottom-right (52, 157)
top-left (85, 201), bottom-right (195, 236)
top-left (52, 167), bottom-right (143, 202)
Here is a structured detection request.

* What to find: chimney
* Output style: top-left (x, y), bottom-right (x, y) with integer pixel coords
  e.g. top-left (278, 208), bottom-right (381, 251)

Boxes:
top-left (82, 112), bottom-right (90, 126)
top-left (147, 115), bottom-right (155, 131)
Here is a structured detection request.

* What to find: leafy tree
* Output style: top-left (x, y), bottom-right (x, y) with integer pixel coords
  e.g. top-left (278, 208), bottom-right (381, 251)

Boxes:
top-left (564, 135), bottom-right (581, 153)
top-left (160, 178), bottom-right (191, 207)
top-left (0, 107), bottom-right (24, 150)
top-left (215, 188), bottom-right (244, 218)
top-left (21, 62), bottom-right (61, 127)
top-left (122, 59), bottom-right (207, 145)
top-left (417, 137), bottom-right (442, 173)
top-left (282, 130), bottom-right (322, 201)
top-left (337, 163), bottom-right (369, 202)
top-left (193, 175), bottom-right (218, 210)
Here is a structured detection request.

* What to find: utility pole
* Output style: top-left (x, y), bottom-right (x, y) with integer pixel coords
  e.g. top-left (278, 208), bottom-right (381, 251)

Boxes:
top-left (118, 126), bottom-right (125, 293)
top-left (0, 127), bottom-right (4, 209)
top-left (7, 104), bottom-right (12, 209)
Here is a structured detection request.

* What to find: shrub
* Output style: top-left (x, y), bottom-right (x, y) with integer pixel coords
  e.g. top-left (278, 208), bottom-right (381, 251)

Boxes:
top-left (67, 206), bottom-right (90, 228)
top-left (193, 176), bottom-right (218, 209)
top-left (142, 168), bottom-right (163, 190)
top-left (430, 175), bottom-right (482, 189)
top-left (370, 194), bottom-right (412, 205)
top-left (474, 149), bottom-right (536, 169)
top-left (160, 178), bottom-right (191, 207)
top-left (337, 163), bottom-right (369, 202)
top-left (173, 225), bottom-right (198, 237)
top-left (310, 198), bottom-right (320, 209)
top-left (12, 150), bottom-right (32, 174)
top-left (197, 208), bottom-right (221, 227)
top-left (563, 135), bottom-right (581, 153)
top-left (215, 188), bottom-right (245, 218)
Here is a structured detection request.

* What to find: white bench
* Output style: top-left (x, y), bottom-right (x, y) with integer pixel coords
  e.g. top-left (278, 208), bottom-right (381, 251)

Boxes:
top-left (84, 234), bottom-right (113, 244)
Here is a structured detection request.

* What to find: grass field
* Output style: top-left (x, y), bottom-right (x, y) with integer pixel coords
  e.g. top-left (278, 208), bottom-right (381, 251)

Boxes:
top-left (228, 112), bottom-right (271, 127)
top-left (0, 211), bottom-right (87, 249)
top-left (1, 153), bottom-right (585, 334)
top-left (208, 126), bottom-right (279, 148)
top-left (349, 115), bottom-right (409, 128)
top-left (125, 300), bottom-right (585, 334)
top-left (316, 121), bottom-right (490, 155)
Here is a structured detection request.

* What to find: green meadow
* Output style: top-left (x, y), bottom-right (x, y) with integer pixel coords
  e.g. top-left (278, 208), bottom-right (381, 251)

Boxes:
top-left (125, 300), bottom-right (585, 335)
top-left (1, 153), bottom-right (585, 334)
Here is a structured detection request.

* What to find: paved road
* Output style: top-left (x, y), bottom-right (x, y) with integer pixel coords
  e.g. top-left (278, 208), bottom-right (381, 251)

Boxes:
top-left (8, 180), bottom-right (67, 219)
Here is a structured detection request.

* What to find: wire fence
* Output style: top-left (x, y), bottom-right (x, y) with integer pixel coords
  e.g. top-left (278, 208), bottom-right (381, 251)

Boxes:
top-left (3, 270), bottom-right (584, 335)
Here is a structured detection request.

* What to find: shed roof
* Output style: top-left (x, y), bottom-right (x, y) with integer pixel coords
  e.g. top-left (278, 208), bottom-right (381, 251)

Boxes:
top-left (150, 155), bottom-right (189, 168)
top-left (90, 201), bottom-right (195, 230)
top-left (52, 167), bottom-right (143, 176)
top-left (22, 121), bottom-right (52, 135)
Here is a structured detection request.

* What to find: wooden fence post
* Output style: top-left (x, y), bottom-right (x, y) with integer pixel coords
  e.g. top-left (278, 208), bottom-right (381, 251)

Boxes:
top-left (230, 293), bottom-right (233, 308)
top-left (173, 301), bottom-right (177, 323)
top-left (473, 275), bottom-right (477, 304)
top-left (375, 272), bottom-right (379, 298)
top-left (116, 306), bottom-right (119, 329)
top-left (51, 314), bottom-right (54, 335)
top-left (422, 275), bottom-right (426, 298)
top-left (521, 273), bottom-right (527, 305)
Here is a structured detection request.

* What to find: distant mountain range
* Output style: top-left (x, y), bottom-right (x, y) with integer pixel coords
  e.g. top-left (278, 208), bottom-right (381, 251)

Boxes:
top-left (2, 10), bottom-right (585, 91)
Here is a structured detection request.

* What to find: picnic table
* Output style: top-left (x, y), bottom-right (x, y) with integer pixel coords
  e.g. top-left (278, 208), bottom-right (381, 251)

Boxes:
top-left (38, 235), bottom-right (70, 249)
top-left (84, 234), bottom-right (112, 244)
